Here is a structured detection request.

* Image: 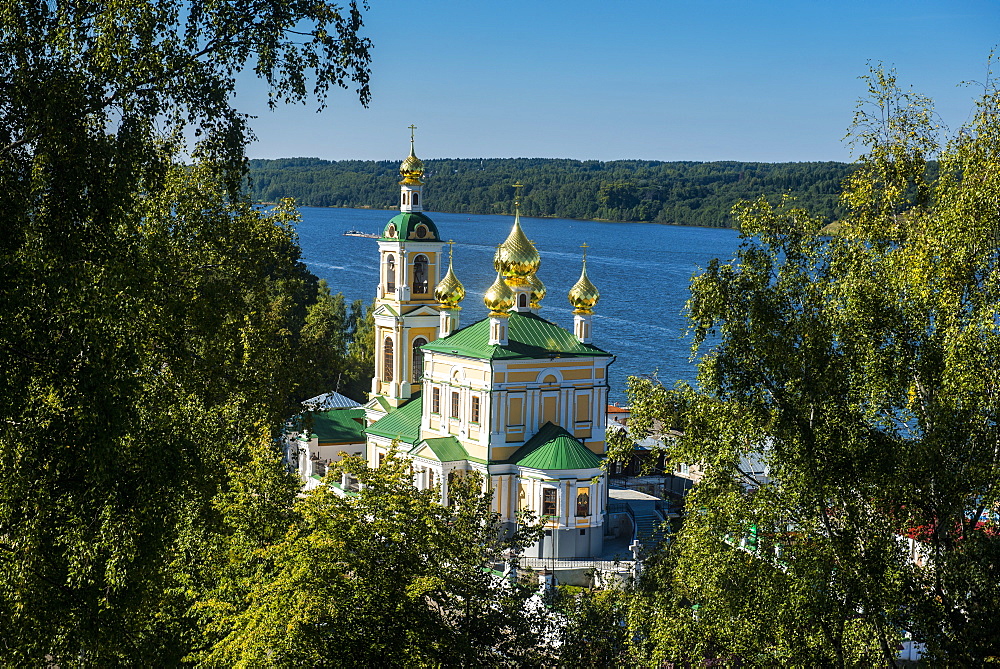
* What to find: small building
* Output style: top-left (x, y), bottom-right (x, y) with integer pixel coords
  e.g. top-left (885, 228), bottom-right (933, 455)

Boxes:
top-left (290, 391), bottom-right (366, 489)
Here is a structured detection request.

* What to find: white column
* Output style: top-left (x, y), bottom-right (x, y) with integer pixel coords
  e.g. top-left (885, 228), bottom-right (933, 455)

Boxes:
top-left (489, 315), bottom-right (508, 345)
top-left (574, 313), bottom-right (592, 344)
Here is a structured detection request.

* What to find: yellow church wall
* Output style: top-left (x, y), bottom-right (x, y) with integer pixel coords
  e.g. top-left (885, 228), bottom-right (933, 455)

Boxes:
top-left (407, 328), bottom-right (437, 345)
top-left (493, 372), bottom-right (505, 383)
top-left (463, 441), bottom-right (487, 462)
top-left (559, 369), bottom-right (593, 380)
top-left (584, 440), bottom-right (606, 455)
top-left (505, 359), bottom-right (588, 370)
top-left (595, 368), bottom-right (605, 378)
top-left (542, 395), bottom-right (558, 424)
top-left (506, 371), bottom-right (539, 383)
top-left (491, 445), bottom-right (520, 461)
top-left (506, 395), bottom-right (525, 442)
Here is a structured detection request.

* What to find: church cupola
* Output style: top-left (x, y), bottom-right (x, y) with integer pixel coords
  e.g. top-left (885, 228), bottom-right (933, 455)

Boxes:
top-left (494, 183), bottom-right (540, 312)
top-left (435, 240), bottom-right (465, 337)
top-left (484, 271), bottom-right (514, 345)
top-left (399, 124), bottom-right (425, 213)
top-left (568, 243), bottom-right (600, 344)
top-left (528, 269), bottom-right (546, 312)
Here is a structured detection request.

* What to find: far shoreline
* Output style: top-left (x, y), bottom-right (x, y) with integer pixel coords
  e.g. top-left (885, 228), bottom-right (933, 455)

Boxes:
top-left (259, 203), bottom-right (745, 232)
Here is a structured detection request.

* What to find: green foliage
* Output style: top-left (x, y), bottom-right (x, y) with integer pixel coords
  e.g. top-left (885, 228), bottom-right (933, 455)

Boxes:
top-left (296, 279), bottom-right (374, 402)
top-left (556, 588), bottom-right (632, 666)
top-left (199, 450), bottom-right (549, 667)
top-left (619, 65), bottom-right (1000, 666)
top-left (0, 0), bottom-right (370, 661)
top-left (247, 157), bottom-right (855, 227)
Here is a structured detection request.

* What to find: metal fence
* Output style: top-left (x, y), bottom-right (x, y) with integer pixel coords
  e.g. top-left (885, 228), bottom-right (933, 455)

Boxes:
top-left (518, 556), bottom-right (632, 571)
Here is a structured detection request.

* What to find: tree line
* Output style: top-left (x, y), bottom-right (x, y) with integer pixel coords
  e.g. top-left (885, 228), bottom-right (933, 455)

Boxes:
top-left (247, 157), bottom-right (855, 227)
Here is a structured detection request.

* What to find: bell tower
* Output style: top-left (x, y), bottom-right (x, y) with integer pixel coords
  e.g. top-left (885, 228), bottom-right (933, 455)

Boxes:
top-left (370, 127), bottom-right (445, 414)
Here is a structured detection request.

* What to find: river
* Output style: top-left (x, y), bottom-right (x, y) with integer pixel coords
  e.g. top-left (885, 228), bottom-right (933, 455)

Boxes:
top-left (294, 206), bottom-right (743, 402)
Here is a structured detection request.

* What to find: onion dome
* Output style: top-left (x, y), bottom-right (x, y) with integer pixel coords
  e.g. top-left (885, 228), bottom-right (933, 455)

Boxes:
top-left (483, 271), bottom-right (515, 315)
top-left (528, 271), bottom-right (546, 309)
top-left (494, 210), bottom-right (540, 286)
top-left (399, 130), bottom-right (424, 185)
top-left (434, 244), bottom-right (465, 308)
top-left (568, 251), bottom-right (600, 314)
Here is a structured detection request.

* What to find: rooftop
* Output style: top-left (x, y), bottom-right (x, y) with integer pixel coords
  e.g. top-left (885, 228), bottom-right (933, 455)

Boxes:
top-left (503, 421), bottom-right (603, 470)
top-left (366, 395), bottom-right (423, 445)
top-left (421, 311), bottom-right (610, 361)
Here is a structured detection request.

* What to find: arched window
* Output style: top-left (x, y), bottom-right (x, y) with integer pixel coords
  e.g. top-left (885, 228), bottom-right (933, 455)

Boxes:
top-left (413, 255), bottom-right (429, 294)
top-left (402, 192), bottom-right (408, 205)
top-left (412, 337), bottom-right (427, 380)
top-left (518, 293), bottom-right (528, 308)
top-left (412, 192), bottom-right (419, 207)
top-left (386, 254), bottom-right (395, 292)
top-left (383, 337), bottom-right (394, 382)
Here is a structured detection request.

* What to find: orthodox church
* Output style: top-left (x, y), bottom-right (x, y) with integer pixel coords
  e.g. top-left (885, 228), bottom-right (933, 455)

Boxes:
top-left (358, 133), bottom-right (613, 559)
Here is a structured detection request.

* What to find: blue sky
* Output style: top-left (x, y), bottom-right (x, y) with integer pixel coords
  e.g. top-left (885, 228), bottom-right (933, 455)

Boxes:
top-left (236, 0), bottom-right (1000, 163)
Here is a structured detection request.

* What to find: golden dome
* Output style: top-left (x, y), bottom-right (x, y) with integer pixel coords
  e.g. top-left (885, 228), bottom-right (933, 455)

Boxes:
top-left (528, 271), bottom-right (546, 309)
top-left (483, 271), bottom-right (515, 316)
top-left (568, 253), bottom-right (600, 314)
top-left (434, 245), bottom-right (465, 308)
top-left (494, 210), bottom-right (540, 286)
top-left (399, 131), bottom-right (424, 185)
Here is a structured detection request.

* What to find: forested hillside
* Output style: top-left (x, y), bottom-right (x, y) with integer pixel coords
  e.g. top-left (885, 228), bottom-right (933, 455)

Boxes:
top-left (247, 158), bottom-right (855, 227)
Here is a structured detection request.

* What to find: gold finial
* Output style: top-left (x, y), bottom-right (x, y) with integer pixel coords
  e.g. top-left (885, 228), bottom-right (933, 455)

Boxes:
top-left (399, 125), bottom-right (424, 185)
top-left (568, 244), bottom-right (599, 314)
top-left (494, 183), bottom-right (540, 285)
top-left (528, 271), bottom-right (546, 309)
top-left (484, 271), bottom-right (515, 316)
top-left (434, 239), bottom-right (464, 308)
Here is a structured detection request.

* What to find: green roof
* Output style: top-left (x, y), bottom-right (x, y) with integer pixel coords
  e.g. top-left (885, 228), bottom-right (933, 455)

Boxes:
top-left (505, 422), bottom-right (602, 470)
top-left (309, 408), bottom-right (366, 444)
top-left (365, 395), bottom-right (392, 413)
top-left (382, 212), bottom-right (439, 241)
top-left (411, 436), bottom-right (470, 463)
top-left (421, 311), bottom-right (610, 360)
top-left (365, 395), bottom-right (422, 444)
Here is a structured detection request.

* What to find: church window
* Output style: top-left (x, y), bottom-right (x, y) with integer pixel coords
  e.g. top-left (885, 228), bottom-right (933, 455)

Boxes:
top-left (432, 387), bottom-right (440, 413)
top-left (519, 293), bottom-right (527, 308)
top-left (542, 488), bottom-right (557, 517)
top-left (402, 192), bottom-right (408, 205)
top-left (386, 255), bottom-right (395, 292)
top-left (413, 255), bottom-right (429, 294)
top-left (471, 396), bottom-right (480, 423)
top-left (412, 338), bottom-right (427, 380)
top-left (576, 487), bottom-right (590, 517)
top-left (451, 391), bottom-right (460, 419)
top-left (383, 337), bottom-right (394, 382)
top-left (387, 224), bottom-right (397, 238)
top-left (412, 192), bottom-right (419, 207)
